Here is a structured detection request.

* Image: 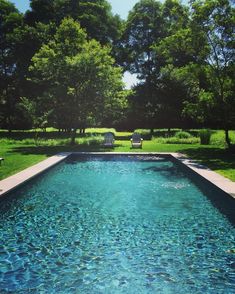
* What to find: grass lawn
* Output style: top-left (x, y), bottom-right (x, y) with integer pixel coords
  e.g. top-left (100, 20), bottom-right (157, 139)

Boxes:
top-left (0, 128), bottom-right (235, 182)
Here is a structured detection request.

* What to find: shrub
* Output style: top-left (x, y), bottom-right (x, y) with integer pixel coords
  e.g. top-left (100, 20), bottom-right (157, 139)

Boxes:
top-left (77, 135), bottom-right (103, 146)
top-left (155, 136), bottom-right (199, 144)
top-left (164, 137), bottom-right (199, 144)
top-left (199, 129), bottom-right (212, 145)
top-left (135, 129), bottom-right (151, 135)
top-left (175, 131), bottom-right (192, 139)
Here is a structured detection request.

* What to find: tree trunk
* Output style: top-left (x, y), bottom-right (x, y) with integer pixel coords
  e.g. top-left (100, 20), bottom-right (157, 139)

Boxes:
top-left (34, 130), bottom-right (39, 146)
top-left (225, 129), bottom-right (231, 148)
top-left (167, 128), bottom-right (171, 137)
top-left (70, 128), bottom-right (77, 145)
top-left (7, 117), bottom-right (12, 133)
top-left (79, 128), bottom-right (86, 134)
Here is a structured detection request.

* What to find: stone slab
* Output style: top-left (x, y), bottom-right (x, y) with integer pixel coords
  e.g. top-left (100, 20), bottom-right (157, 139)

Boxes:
top-left (0, 153), bottom-right (71, 197)
top-left (171, 152), bottom-right (235, 199)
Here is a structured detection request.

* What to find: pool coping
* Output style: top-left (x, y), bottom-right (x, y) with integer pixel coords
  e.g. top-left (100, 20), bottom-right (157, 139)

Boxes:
top-left (0, 152), bottom-right (234, 199)
top-left (0, 152), bottom-right (71, 197)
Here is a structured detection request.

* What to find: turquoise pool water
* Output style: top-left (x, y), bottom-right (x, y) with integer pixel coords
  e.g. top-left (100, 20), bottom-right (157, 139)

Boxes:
top-left (0, 155), bottom-right (234, 293)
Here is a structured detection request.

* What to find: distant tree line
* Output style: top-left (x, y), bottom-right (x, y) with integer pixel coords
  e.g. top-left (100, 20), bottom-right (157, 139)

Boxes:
top-left (0, 0), bottom-right (234, 147)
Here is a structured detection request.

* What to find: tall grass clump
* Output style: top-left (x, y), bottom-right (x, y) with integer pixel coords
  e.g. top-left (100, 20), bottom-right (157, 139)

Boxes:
top-left (38, 139), bottom-right (70, 146)
top-left (76, 135), bottom-right (103, 146)
top-left (175, 131), bottom-right (192, 139)
top-left (157, 137), bottom-right (199, 144)
top-left (156, 131), bottom-right (198, 144)
top-left (135, 129), bottom-right (151, 135)
top-left (199, 129), bottom-right (212, 145)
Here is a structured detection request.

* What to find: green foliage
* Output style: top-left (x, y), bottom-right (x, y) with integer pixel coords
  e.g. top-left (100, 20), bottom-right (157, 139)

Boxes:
top-left (199, 129), bottom-right (212, 145)
top-left (25, 0), bottom-right (123, 46)
top-left (134, 129), bottom-right (151, 135)
top-left (175, 131), bottom-right (192, 139)
top-left (154, 28), bottom-right (200, 67)
top-left (0, 0), bottom-right (25, 130)
top-left (157, 137), bottom-right (199, 144)
top-left (187, 0), bottom-right (235, 146)
top-left (122, 0), bottom-right (165, 76)
top-left (0, 0), bottom-right (234, 150)
top-left (20, 97), bottom-right (51, 129)
top-left (123, 0), bottom-right (191, 130)
top-left (155, 130), bottom-right (198, 144)
top-left (29, 18), bottom-right (127, 141)
top-left (86, 128), bottom-right (116, 134)
top-left (76, 135), bottom-right (103, 146)
top-left (211, 130), bottom-right (235, 147)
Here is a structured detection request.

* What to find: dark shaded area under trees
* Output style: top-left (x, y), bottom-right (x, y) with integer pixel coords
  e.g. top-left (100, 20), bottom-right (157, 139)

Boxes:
top-left (0, 0), bottom-right (234, 148)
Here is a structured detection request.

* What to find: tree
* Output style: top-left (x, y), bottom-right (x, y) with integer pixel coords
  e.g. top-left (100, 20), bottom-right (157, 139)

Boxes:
top-left (185, 0), bottom-right (235, 148)
top-left (120, 0), bottom-right (165, 133)
top-left (122, 0), bottom-right (191, 132)
top-left (0, 0), bottom-right (28, 130)
top-left (20, 95), bottom-right (52, 144)
top-left (162, 0), bottom-right (189, 34)
top-left (12, 22), bottom-right (56, 102)
top-left (151, 24), bottom-right (206, 129)
top-left (122, 0), bottom-right (165, 78)
top-left (24, 0), bottom-right (123, 46)
top-left (24, 0), bottom-right (54, 25)
top-left (29, 18), bottom-right (127, 143)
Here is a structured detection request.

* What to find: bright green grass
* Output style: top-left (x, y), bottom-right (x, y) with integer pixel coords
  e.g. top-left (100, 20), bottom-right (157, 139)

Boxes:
top-left (0, 143), bottom-right (47, 180)
top-left (0, 129), bottom-right (235, 182)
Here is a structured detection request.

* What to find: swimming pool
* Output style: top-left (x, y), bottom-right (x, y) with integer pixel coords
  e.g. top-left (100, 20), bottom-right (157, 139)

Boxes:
top-left (0, 155), bottom-right (234, 293)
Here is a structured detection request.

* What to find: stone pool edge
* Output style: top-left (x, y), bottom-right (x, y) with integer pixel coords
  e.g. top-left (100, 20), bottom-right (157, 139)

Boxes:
top-left (0, 152), bottom-right (71, 197)
top-left (0, 151), bottom-right (234, 199)
top-left (171, 152), bottom-right (235, 199)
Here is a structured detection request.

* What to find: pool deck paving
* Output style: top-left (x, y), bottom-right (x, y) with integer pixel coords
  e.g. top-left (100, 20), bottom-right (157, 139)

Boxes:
top-left (0, 152), bottom-right (234, 199)
top-left (171, 152), bottom-right (235, 199)
top-left (0, 152), bottom-right (71, 197)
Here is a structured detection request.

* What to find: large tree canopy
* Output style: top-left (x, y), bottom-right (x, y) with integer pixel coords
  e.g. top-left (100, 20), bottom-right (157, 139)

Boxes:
top-left (121, 0), bottom-right (165, 77)
top-left (122, 0), bottom-right (191, 130)
top-left (24, 0), bottom-right (123, 45)
top-left (183, 0), bottom-right (235, 147)
top-left (121, 0), bottom-right (235, 144)
top-left (0, 0), bottom-right (27, 130)
top-left (28, 18), bottom-right (127, 142)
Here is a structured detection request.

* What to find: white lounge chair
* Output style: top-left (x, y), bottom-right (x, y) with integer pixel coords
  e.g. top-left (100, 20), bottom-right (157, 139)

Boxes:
top-left (131, 133), bottom-right (143, 148)
top-left (103, 132), bottom-right (115, 147)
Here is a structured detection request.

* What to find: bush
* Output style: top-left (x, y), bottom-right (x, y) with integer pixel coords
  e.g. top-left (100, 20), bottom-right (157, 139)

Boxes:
top-left (199, 129), bottom-right (212, 145)
top-left (175, 131), bottom-right (192, 139)
top-left (155, 136), bottom-right (199, 144)
top-left (76, 135), bottom-right (103, 146)
top-left (135, 129), bottom-right (151, 135)
top-left (164, 137), bottom-right (199, 144)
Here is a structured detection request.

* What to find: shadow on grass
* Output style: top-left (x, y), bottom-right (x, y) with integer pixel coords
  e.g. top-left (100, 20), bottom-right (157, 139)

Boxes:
top-left (115, 134), bottom-right (152, 140)
top-left (0, 131), bottom-right (153, 141)
top-left (0, 131), bottom-right (70, 140)
top-left (8, 144), bottom-right (235, 173)
top-left (181, 146), bottom-right (235, 171)
top-left (0, 131), bottom-right (108, 140)
top-left (8, 143), bottom-right (126, 157)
